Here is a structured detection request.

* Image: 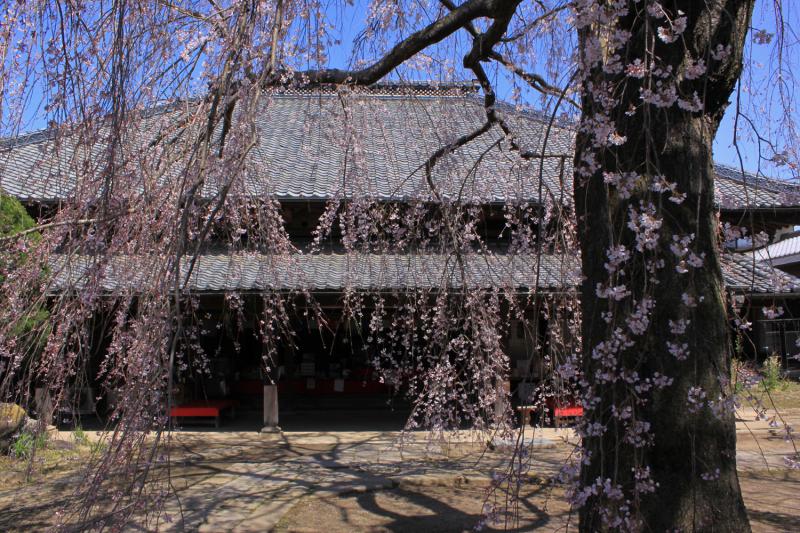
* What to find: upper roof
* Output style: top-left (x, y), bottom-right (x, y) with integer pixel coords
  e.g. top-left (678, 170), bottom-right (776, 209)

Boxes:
top-left (0, 85), bottom-right (797, 208)
top-left (714, 164), bottom-right (800, 210)
top-left (47, 250), bottom-right (798, 296)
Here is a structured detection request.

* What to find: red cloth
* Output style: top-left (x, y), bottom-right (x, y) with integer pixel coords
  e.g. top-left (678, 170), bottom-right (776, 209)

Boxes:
top-left (170, 406), bottom-right (219, 417)
top-left (170, 399), bottom-right (238, 417)
top-left (545, 397), bottom-right (584, 418)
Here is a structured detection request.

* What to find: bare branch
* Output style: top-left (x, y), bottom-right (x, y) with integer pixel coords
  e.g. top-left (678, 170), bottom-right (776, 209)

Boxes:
top-left (501, 2), bottom-right (572, 42)
top-left (260, 0), bottom-right (496, 87)
top-left (155, 0), bottom-right (230, 38)
top-left (488, 51), bottom-right (579, 109)
top-left (438, 0), bottom-right (576, 107)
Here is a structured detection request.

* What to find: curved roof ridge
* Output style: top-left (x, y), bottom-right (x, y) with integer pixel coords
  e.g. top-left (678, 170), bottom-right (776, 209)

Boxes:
top-left (0, 98), bottom-right (198, 151)
top-left (714, 162), bottom-right (797, 194)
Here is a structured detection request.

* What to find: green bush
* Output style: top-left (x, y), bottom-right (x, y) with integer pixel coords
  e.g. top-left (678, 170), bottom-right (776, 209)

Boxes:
top-left (73, 426), bottom-right (90, 446)
top-left (0, 194), bottom-right (37, 239)
top-left (11, 430), bottom-right (47, 459)
top-left (761, 355), bottom-right (786, 393)
top-left (0, 194), bottom-right (50, 359)
top-left (731, 358), bottom-right (746, 394)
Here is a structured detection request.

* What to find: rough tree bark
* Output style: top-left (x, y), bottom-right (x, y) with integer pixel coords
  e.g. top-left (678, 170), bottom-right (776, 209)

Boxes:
top-left (575, 1), bottom-right (755, 531)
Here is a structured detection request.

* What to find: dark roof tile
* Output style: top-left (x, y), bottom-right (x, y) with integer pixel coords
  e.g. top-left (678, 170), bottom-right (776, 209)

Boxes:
top-left (3, 90), bottom-right (792, 208)
top-left (48, 251), bottom-right (798, 295)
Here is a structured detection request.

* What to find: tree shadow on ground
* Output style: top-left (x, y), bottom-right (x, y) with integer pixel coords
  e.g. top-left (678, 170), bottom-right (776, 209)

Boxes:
top-left (746, 508), bottom-right (800, 532)
top-left (275, 481), bottom-right (572, 532)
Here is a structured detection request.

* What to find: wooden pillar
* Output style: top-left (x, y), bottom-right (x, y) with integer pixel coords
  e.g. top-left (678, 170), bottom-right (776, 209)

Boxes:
top-left (494, 379), bottom-right (511, 425)
top-left (34, 387), bottom-right (54, 425)
top-left (261, 384), bottom-right (280, 433)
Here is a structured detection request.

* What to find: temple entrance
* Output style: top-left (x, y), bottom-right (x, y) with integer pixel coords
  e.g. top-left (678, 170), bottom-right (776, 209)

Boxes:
top-left (170, 299), bottom-right (411, 431)
top-left (266, 317), bottom-right (411, 431)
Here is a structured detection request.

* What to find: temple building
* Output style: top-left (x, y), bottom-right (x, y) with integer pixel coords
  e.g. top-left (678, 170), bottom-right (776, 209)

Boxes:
top-left (2, 84), bottom-right (799, 429)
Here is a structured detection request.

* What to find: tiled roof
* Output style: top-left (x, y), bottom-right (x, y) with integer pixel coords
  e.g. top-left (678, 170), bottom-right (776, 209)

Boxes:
top-left (721, 252), bottom-right (800, 293)
top-left (1, 87), bottom-right (797, 208)
top-left (714, 164), bottom-right (800, 210)
top-left (755, 233), bottom-right (800, 262)
top-left (0, 90), bottom-right (573, 204)
top-left (47, 251), bottom-right (799, 295)
top-left (48, 253), bottom-right (580, 292)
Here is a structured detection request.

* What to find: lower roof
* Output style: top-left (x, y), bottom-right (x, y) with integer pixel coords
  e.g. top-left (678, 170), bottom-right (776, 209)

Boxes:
top-left (47, 251), bottom-right (798, 296)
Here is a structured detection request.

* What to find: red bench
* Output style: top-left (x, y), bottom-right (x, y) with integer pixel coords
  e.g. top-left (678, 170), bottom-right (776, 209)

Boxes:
top-left (170, 399), bottom-right (238, 428)
top-left (553, 406), bottom-right (584, 418)
top-left (518, 399), bottom-right (584, 428)
top-left (547, 398), bottom-right (583, 428)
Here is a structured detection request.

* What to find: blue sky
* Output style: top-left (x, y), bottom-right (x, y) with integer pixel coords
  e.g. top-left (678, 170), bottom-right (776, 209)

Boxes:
top-left (712, 2), bottom-right (798, 180)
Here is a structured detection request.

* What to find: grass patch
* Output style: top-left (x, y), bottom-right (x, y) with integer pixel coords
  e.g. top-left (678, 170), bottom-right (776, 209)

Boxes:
top-left (767, 379), bottom-right (800, 410)
top-left (749, 379), bottom-right (800, 411)
top-left (733, 357), bottom-right (800, 411)
top-left (9, 430), bottom-right (48, 459)
top-left (1, 432), bottom-right (96, 487)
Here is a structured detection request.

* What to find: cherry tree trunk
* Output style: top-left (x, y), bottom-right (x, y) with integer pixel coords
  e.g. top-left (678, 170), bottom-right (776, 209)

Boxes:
top-left (574, 1), bottom-right (754, 530)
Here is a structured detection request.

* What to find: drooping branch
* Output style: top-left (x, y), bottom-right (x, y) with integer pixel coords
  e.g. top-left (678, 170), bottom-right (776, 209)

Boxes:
top-left (420, 120), bottom-right (495, 203)
top-left (0, 209), bottom-right (135, 244)
top-left (154, 0), bottom-right (231, 39)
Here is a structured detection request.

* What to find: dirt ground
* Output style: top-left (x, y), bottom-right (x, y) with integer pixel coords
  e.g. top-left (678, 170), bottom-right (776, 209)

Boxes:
top-left (273, 407), bottom-right (800, 532)
top-left (0, 409), bottom-right (798, 532)
top-left (273, 472), bottom-right (800, 533)
top-left (739, 470), bottom-right (800, 532)
top-left (273, 480), bottom-right (575, 533)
